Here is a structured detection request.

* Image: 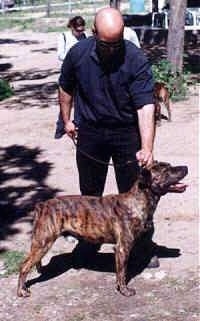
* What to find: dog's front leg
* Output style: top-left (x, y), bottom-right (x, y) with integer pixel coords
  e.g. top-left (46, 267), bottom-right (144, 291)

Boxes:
top-left (115, 240), bottom-right (136, 297)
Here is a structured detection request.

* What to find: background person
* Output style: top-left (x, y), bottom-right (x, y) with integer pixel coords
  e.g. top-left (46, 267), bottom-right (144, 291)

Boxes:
top-left (57, 15), bottom-right (87, 62)
top-left (55, 16), bottom-right (87, 139)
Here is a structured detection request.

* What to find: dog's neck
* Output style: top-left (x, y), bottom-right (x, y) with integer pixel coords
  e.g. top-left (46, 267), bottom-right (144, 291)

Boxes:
top-left (130, 179), bottom-right (160, 201)
top-left (128, 179), bottom-right (160, 221)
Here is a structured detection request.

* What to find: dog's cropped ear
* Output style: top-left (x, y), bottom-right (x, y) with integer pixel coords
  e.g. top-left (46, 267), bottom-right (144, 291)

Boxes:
top-left (138, 167), bottom-right (151, 189)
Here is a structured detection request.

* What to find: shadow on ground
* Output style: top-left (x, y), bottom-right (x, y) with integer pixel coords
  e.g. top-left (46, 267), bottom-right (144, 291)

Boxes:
top-left (31, 47), bottom-right (56, 54)
top-left (13, 81), bottom-right (58, 109)
top-left (4, 68), bottom-right (59, 82)
top-left (1, 68), bottom-right (59, 109)
top-left (0, 39), bottom-right (39, 45)
top-left (26, 243), bottom-right (181, 291)
top-left (0, 63), bottom-right (13, 72)
top-left (0, 144), bottom-right (60, 246)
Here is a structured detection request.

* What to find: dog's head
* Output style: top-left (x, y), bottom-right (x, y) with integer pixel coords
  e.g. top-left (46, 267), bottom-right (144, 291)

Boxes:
top-left (139, 161), bottom-right (188, 196)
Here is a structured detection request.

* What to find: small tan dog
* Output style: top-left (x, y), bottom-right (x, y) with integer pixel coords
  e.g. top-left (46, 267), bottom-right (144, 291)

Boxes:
top-left (154, 82), bottom-right (172, 125)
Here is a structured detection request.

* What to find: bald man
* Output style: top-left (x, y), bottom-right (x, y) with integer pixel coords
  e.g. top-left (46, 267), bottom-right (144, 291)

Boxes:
top-left (58, 8), bottom-right (156, 264)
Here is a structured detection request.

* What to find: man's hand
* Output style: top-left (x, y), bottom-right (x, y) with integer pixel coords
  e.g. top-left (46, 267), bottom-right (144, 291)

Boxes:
top-left (136, 149), bottom-right (153, 168)
top-left (65, 120), bottom-right (77, 139)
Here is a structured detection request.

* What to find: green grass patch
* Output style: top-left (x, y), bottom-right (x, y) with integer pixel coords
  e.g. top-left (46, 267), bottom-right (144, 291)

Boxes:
top-left (0, 17), bottom-right (35, 31)
top-left (0, 79), bottom-right (14, 101)
top-left (0, 250), bottom-right (25, 276)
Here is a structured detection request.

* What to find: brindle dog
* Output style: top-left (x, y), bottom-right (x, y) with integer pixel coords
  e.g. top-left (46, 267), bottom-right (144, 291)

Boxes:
top-left (17, 161), bottom-right (188, 297)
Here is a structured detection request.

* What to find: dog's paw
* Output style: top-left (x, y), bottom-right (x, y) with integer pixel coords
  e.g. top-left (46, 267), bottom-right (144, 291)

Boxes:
top-left (17, 287), bottom-right (31, 298)
top-left (118, 285), bottom-right (136, 297)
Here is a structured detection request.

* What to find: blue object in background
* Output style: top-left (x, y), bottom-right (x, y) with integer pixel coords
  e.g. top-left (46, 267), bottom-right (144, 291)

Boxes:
top-left (130, 0), bottom-right (145, 13)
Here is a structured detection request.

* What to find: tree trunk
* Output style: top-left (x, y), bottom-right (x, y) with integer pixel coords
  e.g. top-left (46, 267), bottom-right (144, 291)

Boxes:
top-left (46, 0), bottom-right (51, 17)
top-left (110, 0), bottom-right (121, 9)
top-left (167, 0), bottom-right (187, 73)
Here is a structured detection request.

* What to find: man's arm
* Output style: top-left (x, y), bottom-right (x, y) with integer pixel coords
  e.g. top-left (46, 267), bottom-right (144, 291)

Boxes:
top-left (136, 104), bottom-right (155, 168)
top-left (58, 86), bottom-right (76, 138)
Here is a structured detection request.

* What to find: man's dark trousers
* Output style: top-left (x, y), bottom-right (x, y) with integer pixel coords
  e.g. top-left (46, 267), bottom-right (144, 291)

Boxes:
top-left (76, 122), bottom-right (141, 196)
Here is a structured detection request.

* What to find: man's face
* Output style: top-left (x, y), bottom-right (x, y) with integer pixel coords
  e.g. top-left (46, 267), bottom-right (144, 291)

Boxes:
top-left (72, 26), bottom-right (85, 40)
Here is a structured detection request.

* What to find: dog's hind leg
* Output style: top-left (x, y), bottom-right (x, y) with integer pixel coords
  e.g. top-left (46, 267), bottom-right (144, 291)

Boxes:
top-left (115, 239), bottom-right (136, 297)
top-left (155, 101), bottom-right (162, 126)
top-left (17, 238), bottom-right (55, 297)
top-left (166, 97), bottom-right (172, 122)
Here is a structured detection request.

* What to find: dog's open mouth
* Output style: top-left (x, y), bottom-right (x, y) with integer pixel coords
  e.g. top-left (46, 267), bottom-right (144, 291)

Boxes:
top-left (168, 166), bottom-right (188, 193)
top-left (168, 182), bottom-right (188, 193)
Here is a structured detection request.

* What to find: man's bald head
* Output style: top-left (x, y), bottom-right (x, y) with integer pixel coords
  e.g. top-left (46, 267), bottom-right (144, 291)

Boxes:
top-left (94, 7), bottom-right (124, 42)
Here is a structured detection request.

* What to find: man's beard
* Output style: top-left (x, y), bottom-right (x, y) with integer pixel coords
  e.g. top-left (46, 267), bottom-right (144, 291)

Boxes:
top-left (96, 39), bottom-right (125, 71)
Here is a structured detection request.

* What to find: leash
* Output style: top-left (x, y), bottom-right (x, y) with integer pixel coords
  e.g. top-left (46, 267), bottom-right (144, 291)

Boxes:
top-left (71, 136), bottom-right (138, 168)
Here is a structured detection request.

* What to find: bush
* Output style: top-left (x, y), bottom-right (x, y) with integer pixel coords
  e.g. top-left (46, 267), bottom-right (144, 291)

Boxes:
top-left (152, 59), bottom-right (191, 101)
top-left (0, 79), bottom-right (14, 101)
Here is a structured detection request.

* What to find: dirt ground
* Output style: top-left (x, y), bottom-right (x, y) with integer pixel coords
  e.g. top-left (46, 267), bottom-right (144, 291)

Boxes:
top-left (0, 31), bottom-right (199, 321)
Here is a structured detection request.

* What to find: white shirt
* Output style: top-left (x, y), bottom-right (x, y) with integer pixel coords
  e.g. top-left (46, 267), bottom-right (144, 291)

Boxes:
top-left (57, 31), bottom-right (81, 61)
top-left (123, 26), bottom-right (141, 48)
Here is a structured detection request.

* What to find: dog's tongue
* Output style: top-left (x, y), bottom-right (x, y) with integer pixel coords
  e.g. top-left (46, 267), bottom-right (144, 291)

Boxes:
top-left (168, 183), bottom-right (188, 193)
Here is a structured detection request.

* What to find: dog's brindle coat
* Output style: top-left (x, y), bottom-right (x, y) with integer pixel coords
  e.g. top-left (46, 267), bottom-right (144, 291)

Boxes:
top-left (17, 162), bottom-right (188, 297)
